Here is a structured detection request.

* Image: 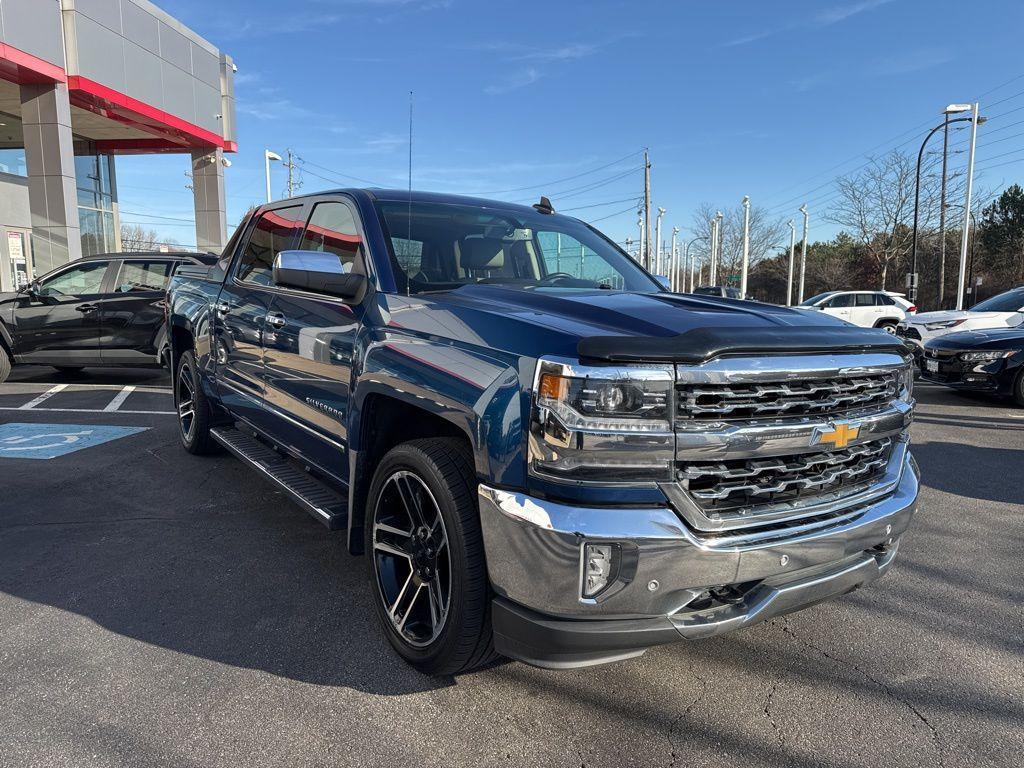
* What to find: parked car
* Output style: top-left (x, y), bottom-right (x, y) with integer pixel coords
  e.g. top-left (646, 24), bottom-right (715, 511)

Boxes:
top-left (0, 251), bottom-right (216, 382)
top-left (897, 286), bottom-right (1024, 350)
top-left (167, 189), bottom-right (919, 675)
top-left (799, 290), bottom-right (915, 332)
top-left (693, 285), bottom-right (743, 299)
top-left (920, 328), bottom-right (1024, 405)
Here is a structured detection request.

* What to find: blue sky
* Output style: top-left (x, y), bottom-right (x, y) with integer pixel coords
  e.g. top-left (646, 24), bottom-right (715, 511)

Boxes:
top-left (115, 0), bottom-right (1024, 250)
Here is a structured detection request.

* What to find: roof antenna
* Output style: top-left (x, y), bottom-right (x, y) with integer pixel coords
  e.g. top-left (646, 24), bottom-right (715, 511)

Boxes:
top-left (406, 89), bottom-right (413, 296)
top-left (533, 196), bottom-right (554, 214)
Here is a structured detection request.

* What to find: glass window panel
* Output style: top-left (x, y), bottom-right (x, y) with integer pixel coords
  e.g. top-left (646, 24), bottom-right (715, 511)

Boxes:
top-left (299, 202), bottom-right (365, 274)
top-left (116, 260), bottom-right (173, 292)
top-left (79, 208), bottom-right (105, 256)
top-left (0, 148), bottom-right (27, 176)
top-left (236, 206), bottom-right (305, 285)
top-left (39, 261), bottom-right (108, 296)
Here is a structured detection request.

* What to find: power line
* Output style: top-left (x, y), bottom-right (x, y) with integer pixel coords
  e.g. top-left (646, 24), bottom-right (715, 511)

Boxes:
top-left (514, 165), bottom-right (642, 204)
top-left (469, 148), bottom-right (645, 196)
top-left (587, 204), bottom-right (640, 224)
top-left (119, 209), bottom-right (195, 223)
top-left (560, 196), bottom-right (641, 212)
top-left (294, 156), bottom-right (384, 187)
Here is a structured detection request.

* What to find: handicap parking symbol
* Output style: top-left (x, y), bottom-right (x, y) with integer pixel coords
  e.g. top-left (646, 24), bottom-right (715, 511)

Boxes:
top-left (0, 423), bottom-right (148, 460)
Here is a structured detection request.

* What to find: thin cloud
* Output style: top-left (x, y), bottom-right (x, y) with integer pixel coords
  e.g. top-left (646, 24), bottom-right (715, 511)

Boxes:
top-left (870, 49), bottom-right (953, 76)
top-left (723, 0), bottom-right (896, 47)
top-left (485, 68), bottom-right (541, 95)
top-left (510, 43), bottom-right (600, 62)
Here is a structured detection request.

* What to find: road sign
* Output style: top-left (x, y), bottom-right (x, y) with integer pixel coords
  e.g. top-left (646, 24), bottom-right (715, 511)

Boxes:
top-left (0, 423), bottom-right (147, 460)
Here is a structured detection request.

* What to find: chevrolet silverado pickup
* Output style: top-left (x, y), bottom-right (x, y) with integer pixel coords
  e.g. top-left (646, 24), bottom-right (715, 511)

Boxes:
top-left (166, 189), bottom-right (920, 675)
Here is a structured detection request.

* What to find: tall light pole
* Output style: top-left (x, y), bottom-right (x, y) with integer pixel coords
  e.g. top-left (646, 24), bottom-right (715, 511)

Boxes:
top-left (715, 211), bottom-right (724, 285)
top-left (740, 195), bottom-right (751, 298)
top-left (709, 217), bottom-right (719, 286)
top-left (655, 207), bottom-right (666, 275)
top-left (685, 235), bottom-right (706, 293)
top-left (798, 204), bottom-right (809, 303)
top-left (670, 226), bottom-right (679, 290)
top-left (636, 210), bottom-right (644, 266)
top-left (786, 220), bottom-right (796, 306)
top-left (910, 107), bottom-right (975, 304)
top-left (265, 149), bottom-right (282, 203)
top-left (957, 102), bottom-right (981, 311)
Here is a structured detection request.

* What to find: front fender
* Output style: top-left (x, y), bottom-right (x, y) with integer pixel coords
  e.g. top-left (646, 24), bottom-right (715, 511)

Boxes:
top-left (351, 330), bottom-right (529, 488)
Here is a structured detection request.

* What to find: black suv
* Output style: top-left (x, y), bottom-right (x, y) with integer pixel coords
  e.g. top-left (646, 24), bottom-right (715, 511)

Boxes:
top-left (0, 251), bottom-right (215, 382)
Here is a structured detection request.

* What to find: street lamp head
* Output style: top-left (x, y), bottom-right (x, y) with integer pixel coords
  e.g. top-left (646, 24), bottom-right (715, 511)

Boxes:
top-left (788, 219), bottom-right (795, 230)
top-left (799, 204), bottom-right (808, 215)
top-left (265, 149), bottom-right (282, 162)
top-left (658, 207), bottom-right (666, 216)
top-left (715, 211), bottom-right (723, 220)
top-left (976, 115), bottom-right (989, 125)
top-left (944, 103), bottom-right (972, 114)
top-left (672, 226), bottom-right (680, 234)
top-left (742, 195), bottom-right (750, 205)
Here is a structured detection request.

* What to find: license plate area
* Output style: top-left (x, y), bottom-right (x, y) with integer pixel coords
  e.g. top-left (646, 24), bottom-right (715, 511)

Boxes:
top-left (925, 359), bottom-right (939, 373)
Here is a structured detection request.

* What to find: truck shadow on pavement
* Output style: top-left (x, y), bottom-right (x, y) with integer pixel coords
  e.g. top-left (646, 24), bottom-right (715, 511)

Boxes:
top-left (910, 439), bottom-right (1024, 505)
top-left (0, 451), bottom-right (452, 696)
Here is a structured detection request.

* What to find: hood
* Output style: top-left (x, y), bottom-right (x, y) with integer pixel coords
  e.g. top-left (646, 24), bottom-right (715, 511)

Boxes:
top-left (926, 328), bottom-right (1024, 351)
top-left (419, 286), bottom-right (906, 361)
top-left (908, 308), bottom-right (1017, 325)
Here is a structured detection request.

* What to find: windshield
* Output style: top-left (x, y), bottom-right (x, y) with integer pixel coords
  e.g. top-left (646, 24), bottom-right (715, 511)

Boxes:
top-left (375, 200), bottom-right (661, 294)
top-left (801, 292), bottom-right (837, 306)
top-left (971, 288), bottom-right (1024, 312)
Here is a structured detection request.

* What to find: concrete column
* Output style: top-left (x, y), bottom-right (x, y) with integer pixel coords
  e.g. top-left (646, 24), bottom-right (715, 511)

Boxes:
top-left (20, 82), bottom-right (82, 273)
top-left (191, 149), bottom-right (228, 253)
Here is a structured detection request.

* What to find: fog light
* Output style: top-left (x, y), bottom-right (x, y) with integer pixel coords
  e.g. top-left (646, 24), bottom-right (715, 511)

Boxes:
top-left (582, 543), bottom-right (619, 599)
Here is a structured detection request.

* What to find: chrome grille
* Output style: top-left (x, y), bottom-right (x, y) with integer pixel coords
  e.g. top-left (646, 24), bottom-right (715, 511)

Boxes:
top-left (676, 373), bottom-right (899, 422)
top-left (679, 437), bottom-right (894, 512)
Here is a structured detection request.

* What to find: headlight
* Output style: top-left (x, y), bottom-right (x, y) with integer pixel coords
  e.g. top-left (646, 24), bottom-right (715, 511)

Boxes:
top-left (959, 350), bottom-right (1012, 362)
top-left (529, 358), bottom-right (675, 484)
top-left (925, 319), bottom-right (966, 331)
top-left (901, 363), bottom-right (915, 401)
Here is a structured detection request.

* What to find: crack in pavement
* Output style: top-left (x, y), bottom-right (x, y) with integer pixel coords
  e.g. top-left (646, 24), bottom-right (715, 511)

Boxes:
top-left (763, 679), bottom-right (785, 749)
top-left (773, 616), bottom-right (944, 767)
top-left (666, 657), bottom-right (711, 768)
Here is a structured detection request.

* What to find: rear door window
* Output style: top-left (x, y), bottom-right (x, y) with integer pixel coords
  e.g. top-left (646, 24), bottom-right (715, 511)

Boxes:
top-left (855, 293), bottom-right (876, 306)
top-left (827, 294), bottom-right (854, 308)
top-left (235, 206), bottom-right (305, 286)
top-left (115, 260), bottom-right (174, 292)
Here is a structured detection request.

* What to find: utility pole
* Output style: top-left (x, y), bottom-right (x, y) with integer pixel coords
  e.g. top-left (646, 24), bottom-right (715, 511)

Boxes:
top-left (643, 150), bottom-right (652, 271)
top-left (671, 226), bottom-right (679, 291)
top-left (284, 149), bottom-right (300, 198)
top-left (740, 195), bottom-right (751, 298)
top-left (786, 220), bottom-right (796, 306)
top-left (956, 103), bottom-right (980, 311)
top-left (798, 204), bottom-right (809, 303)
top-left (938, 113), bottom-right (950, 309)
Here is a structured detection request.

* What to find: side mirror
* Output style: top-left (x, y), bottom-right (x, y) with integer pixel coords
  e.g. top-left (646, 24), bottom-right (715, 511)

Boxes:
top-left (272, 250), bottom-right (368, 304)
top-left (654, 275), bottom-right (671, 291)
top-left (22, 280), bottom-right (41, 297)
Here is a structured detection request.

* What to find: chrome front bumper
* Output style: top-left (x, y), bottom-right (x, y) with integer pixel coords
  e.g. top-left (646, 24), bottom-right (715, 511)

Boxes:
top-left (480, 452), bottom-right (919, 668)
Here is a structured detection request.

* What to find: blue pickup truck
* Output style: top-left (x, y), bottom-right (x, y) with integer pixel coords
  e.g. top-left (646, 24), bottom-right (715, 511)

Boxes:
top-left (166, 189), bottom-right (920, 675)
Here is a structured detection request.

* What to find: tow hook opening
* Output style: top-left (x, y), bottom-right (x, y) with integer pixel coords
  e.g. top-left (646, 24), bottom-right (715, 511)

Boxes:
top-left (686, 580), bottom-right (761, 612)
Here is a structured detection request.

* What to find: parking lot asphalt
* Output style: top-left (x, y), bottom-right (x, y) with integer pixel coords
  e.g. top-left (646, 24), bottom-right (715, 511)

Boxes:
top-left (0, 366), bottom-right (1021, 768)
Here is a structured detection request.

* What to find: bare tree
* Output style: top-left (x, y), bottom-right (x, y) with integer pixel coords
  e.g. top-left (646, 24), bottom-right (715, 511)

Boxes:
top-left (690, 201), bottom-right (785, 286)
top-left (120, 224), bottom-right (165, 252)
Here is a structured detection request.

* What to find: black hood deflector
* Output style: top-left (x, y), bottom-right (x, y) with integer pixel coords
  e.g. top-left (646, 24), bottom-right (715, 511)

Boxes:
top-left (578, 326), bottom-right (910, 364)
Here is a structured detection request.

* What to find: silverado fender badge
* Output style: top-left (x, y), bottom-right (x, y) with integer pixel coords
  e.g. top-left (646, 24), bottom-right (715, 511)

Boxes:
top-left (811, 422), bottom-right (861, 450)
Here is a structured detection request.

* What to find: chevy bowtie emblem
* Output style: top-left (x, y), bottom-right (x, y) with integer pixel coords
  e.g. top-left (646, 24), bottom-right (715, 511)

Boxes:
top-left (813, 423), bottom-right (861, 449)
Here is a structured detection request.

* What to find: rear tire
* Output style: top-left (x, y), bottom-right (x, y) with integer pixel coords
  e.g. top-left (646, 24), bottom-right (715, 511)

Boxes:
top-left (877, 321), bottom-right (898, 334)
top-left (0, 346), bottom-right (10, 383)
top-left (1014, 370), bottom-right (1024, 408)
top-left (364, 438), bottom-right (497, 676)
top-left (174, 350), bottom-right (218, 455)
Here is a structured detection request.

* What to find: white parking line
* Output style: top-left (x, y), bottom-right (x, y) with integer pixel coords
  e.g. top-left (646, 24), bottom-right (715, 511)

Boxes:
top-left (0, 406), bottom-right (174, 415)
top-left (102, 385), bottom-right (136, 412)
top-left (17, 384), bottom-right (68, 410)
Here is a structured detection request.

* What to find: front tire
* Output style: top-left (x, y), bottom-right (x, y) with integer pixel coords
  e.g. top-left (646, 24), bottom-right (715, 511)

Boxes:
top-left (175, 350), bottom-right (218, 455)
top-left (1014, 370), bottom-right (1024, 408)
top-left (0, 346), bottom-right (10, 383)
top-left (365, 438), bottom-right (496, 676)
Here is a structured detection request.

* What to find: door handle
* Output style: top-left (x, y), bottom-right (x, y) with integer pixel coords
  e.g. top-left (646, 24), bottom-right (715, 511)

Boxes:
top-left (76, 304), bottom-right (98, 313)
top-left (215, 302), bottom-right (231, 317)
top-left (264, 312), bottom-right (287, 329)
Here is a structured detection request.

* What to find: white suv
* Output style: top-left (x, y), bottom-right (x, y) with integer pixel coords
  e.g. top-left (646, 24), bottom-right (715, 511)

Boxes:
top-left (799, 290), bottom-right (915, 333)
top-left (897, 286), bottom-right (1024, 349)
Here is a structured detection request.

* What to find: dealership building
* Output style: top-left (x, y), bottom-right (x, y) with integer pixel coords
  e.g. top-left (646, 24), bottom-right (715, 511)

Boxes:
top-left (0, 0), bottom-right (236, 291)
